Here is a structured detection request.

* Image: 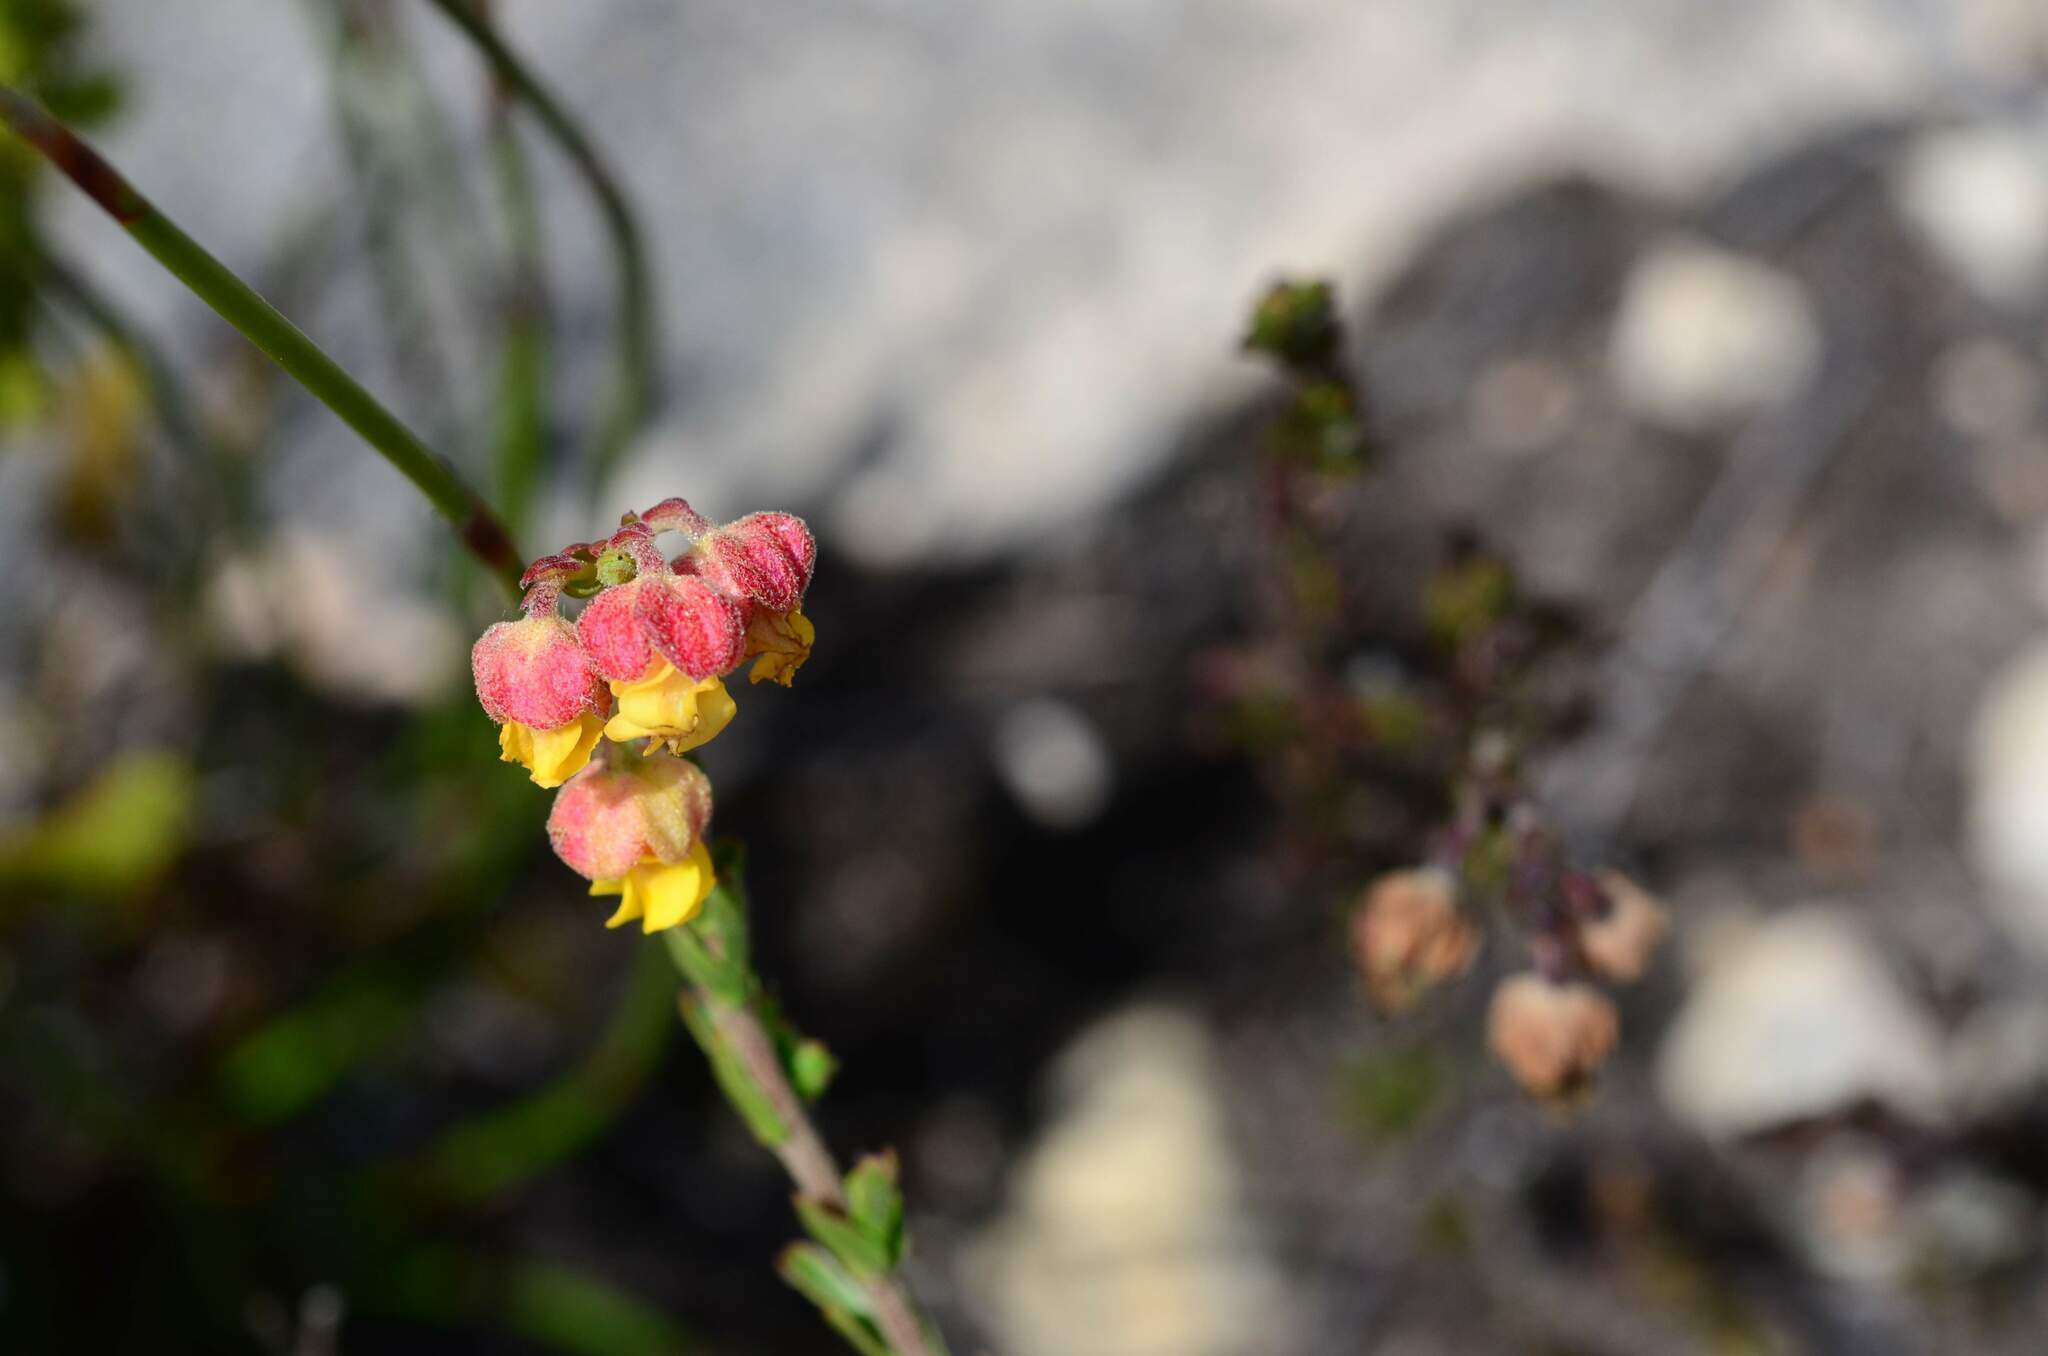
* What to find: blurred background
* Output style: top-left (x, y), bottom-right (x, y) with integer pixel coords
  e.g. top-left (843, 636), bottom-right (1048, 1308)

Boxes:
top-left (5, 0), bottom-right (2048, 1352)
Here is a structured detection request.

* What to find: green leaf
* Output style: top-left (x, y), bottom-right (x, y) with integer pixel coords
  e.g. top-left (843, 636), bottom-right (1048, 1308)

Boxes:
top-left (779, 1244), bottom-right (892, 1356)
top-left (818, 1305), bottom-right (894, 1356)
top-left (795, 1195), bottom-right (894, 1278)
top-left (844, 1152), bottom-right (905, 1268)
top-left (788, 1037), bottom-right (839, 1102)
top-left (776, 1242), bottom-right (872, 1317)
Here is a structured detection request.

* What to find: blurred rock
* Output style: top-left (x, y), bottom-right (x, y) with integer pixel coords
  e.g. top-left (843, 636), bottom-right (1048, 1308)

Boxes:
top-left (1932, 337), bottom-right (2040, 442)
top-left (992, 697), bottom-right (1113, 830)
top-left (1968, 639), bottom-right (2048, 955)
top-left (1468, 355), bottom-right (1577, 456)
top-left (1913, 1167), bottom-right (2036, 1274)
top-left (203, 530), bottom-right (464, 707)
top-left (1657, 908), bottom-right (1944, 1136)
top-left (966, 1005), bottom-right (1293, 1356)
top-left (1895, 126), bottom-right (2048, 307)
top-left (1950, 0), bottom-right (2048, 86)
top-left (1609, 239), bottom-right (1821, 430)
top-left (1944, 996), bottom-right (2048, 1119)
top-left (1794, 1135), bottom-right (1909, 1285)
top-left (73, 0), bottom-right (1941, 563)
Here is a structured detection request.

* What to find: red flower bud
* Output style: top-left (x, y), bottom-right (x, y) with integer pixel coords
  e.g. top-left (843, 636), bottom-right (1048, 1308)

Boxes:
top-left (471, 614), bottom-right (603, 729)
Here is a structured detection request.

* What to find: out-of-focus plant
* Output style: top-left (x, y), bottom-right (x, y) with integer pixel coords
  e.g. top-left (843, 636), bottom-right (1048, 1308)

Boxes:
top-left (1233, 278), bottom-right (1669, 1105)
top-left (0, 0), bottom-right (120, 424)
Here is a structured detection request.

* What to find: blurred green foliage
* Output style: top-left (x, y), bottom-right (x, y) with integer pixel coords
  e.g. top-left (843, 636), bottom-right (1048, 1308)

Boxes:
top-left (0, 750), bottom-right (195, 906)
top-left (0, 0), bottom-right (120, 420)
top-left (1339, 1045), bottom-right (1445, 1143)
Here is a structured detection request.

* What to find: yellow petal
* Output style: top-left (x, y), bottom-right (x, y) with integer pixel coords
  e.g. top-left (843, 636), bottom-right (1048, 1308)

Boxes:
top-left (499, 712), bottom-right (604, 787)
top-left (592, 876), bottom-right (640, 929)
top-left (591, 843), bottom-right (716, 933)
top-left (746, 609), bottom-right (815, 687)
top-left (605, 661), bottom-right (737, 754)
top-left (638, 841), bottom-right (716, 933)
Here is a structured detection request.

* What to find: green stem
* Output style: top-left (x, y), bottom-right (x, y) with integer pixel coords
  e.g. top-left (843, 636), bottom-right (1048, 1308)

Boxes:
top-left (658, 869), bottom-right (947, 1356)
top-left (0, 84), bottom-right (524, 596)
top-left (421, 0), bottom-right (655, 499)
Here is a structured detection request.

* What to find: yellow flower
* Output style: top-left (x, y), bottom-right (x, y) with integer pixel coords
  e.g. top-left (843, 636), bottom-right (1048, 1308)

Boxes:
top-left (605, 659), bottom-right (738, 753)
top-left (746, 608), bottom-right (815, 687)
top-left (499, 711), bottom-right (606, 787)
top-left (592, 839), bottom-right (717, 933)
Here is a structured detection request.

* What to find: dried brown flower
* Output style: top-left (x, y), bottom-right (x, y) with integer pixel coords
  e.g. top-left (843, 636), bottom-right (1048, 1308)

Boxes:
top-left (1349, 868), bottom-right (1480, 1012)
top-left (1486, 972), bottom-right (1619, 1098)
top-left (1579, 870), bottom-right (1669, 984)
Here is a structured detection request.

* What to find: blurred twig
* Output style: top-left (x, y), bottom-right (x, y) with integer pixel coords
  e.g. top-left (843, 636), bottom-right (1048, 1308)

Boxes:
top-left (325, 0), bottom-right (469, 462)
top-left (421, 0), bottom-right (655, 500)
top-left (0, 84), bottom-right (525, 595)
top-left (478, 3), bottom-right (552, 540)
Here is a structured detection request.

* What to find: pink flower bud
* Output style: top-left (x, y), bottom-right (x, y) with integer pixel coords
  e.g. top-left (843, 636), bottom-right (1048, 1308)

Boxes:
top-left (679, 513), bottom-right (815, 617)
top-left (546, 756), bottom-right (713, 881)
top-left (636, 574), bottom-right (747, 680)
top-left (736, 510), bottom-right (816, 596)
top-left (576, 579), bottom-right (658, 683)
top-left (472, 614), bottom-right (604, 730)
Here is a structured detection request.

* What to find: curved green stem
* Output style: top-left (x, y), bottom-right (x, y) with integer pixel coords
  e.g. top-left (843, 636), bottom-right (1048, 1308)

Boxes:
top-left (0, 84), bottom-right (524, 597)
top-left (421, 0), bottom-right (655, 499)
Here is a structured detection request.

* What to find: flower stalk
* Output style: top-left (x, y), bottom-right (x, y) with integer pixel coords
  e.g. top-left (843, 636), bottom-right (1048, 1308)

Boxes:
top-left (0, 83), bottom-right (524, 596)
top-left (663, 864), bottom-right (948, 1356)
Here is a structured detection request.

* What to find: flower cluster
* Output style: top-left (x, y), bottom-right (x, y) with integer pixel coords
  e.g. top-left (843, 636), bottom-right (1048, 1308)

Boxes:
top-left (1349, 859), bottom-right (1668, 1103)
top-left (471, 498), bottom-right (815, 931)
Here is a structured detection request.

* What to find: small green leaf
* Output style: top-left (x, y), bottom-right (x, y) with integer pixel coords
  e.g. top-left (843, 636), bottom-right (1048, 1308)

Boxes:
top-left (780, 1245), bottom-right (893, 1356)
top-left (776, 1243), bottom-right (872, 1317)
top-left (795, 1195), bottom-right (894, 1277)
top-left (818, 1305), bottom-right (893, 1356)
top-left (789, 1037), bottom-right (839, 1102)
top-left (844, 1152), bottom-right (905, 1267)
